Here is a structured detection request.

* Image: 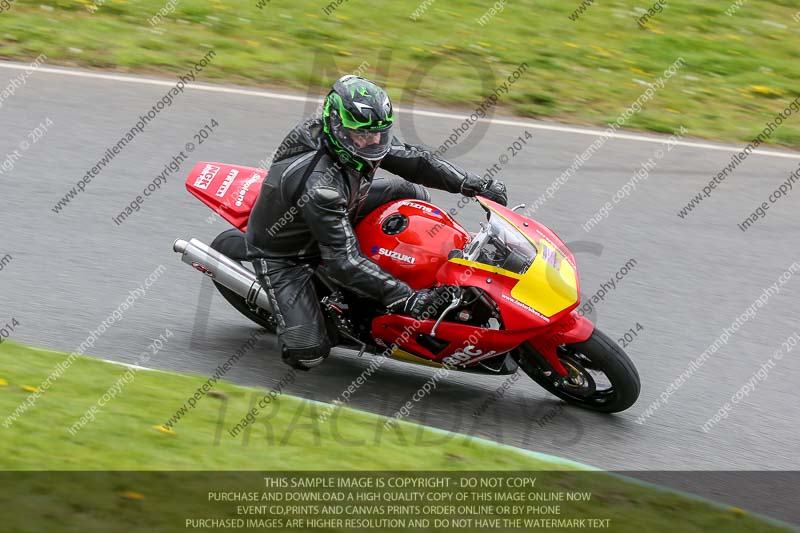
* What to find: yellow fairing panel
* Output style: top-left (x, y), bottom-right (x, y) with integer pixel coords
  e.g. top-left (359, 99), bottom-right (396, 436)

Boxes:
top-left (449, 244), bottom-right (577, 318)
top-left (472, 201), bottom-right (579, 318)
top-left (391, 349), bottom-right (443, 368)
top-left (448, 258), bottom-right (522, 281)
top-left (511, 240), bottom-right (578, 317)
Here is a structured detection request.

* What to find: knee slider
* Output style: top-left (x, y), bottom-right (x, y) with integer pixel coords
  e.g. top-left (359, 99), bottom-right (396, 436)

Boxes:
top-left (281, 343), bottom-right (330, 370)
top-left (280, 325), bottom-right (331, 370)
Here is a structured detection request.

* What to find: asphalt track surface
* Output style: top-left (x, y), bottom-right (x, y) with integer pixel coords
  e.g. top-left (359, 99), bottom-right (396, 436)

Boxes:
top-left (1, 62), bottom-right (799, 521)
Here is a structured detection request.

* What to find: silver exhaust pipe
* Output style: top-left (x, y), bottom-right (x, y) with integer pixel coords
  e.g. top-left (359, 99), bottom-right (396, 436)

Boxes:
top-left (173, 238), bottom-right (273, 313)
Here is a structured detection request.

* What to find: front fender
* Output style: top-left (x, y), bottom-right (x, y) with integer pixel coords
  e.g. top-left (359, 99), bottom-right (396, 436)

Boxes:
top-left (524, 311), bottom-right (595, 376)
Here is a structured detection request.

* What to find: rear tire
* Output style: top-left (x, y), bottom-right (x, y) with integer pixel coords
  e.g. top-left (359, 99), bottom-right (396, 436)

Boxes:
top-left (209, 228), bottom-right (276, 333)
top-left (517, 328), bottom-right (640, 413)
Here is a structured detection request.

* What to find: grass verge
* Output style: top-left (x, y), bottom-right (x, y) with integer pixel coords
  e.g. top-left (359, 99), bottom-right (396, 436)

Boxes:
top-left (0, 341), bottom-right (793, 532)
top-left (1, 1), bottom-right (800, 147)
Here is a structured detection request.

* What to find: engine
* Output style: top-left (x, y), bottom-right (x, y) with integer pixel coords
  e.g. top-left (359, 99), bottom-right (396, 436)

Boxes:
top-left (355, 199), bottom-right (470, 290)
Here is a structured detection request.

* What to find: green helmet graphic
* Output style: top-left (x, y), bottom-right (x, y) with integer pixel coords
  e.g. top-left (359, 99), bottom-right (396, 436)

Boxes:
top-left (322, 75), bottom-right (394, 172)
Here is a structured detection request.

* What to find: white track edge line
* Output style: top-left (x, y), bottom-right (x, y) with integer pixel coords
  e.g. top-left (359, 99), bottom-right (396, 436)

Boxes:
top-left (2, 61), bottom-right (799, 160)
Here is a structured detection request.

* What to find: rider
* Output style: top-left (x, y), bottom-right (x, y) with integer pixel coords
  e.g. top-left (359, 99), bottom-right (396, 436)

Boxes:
top-left (246, 75), bottom-right (507, 370)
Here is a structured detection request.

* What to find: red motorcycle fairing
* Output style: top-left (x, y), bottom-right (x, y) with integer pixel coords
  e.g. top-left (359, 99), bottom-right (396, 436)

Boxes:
top-left (434, 260), bottom-right (559, 330)
top-left (185, 162), bottom-right (265, 231)
top-left (525, 311), bottom-right (594, 375)
top-left (379, 253), bottom-right (591, 373)
top-left (370, 315), bottom-right (536, 364)
top-left (371, 309), bottom-right (592, 375)
top-left (355, 199), bottom-right (470, 290)
top-left (367, 198), bottom-right (593, 375)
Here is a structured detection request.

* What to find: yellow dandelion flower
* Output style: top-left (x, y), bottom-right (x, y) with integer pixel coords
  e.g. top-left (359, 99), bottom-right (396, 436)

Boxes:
top-left (21, 385), bottom-right (37, 393)
top-left (750, 85), bottom-right (782, 96)
top-left (0, 379), bottom-right (7, 387)
top-left (119, 491), bottom-right (145, 500)
top-left (729, 507), bottom-right (746, 517)
top-left (153, 425), bottom-right (176, 435)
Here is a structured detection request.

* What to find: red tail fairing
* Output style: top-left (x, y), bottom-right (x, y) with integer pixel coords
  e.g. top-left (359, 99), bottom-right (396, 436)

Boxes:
top-left (185, 162), bottom-right (265, 231)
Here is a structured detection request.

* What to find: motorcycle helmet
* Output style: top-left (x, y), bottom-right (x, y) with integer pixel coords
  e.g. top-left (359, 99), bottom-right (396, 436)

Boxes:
top-left (322, 75), bottom-right (394, 173)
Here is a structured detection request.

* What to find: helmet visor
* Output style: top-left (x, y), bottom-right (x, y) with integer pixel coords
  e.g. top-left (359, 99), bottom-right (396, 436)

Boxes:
top-left (331, 119), bottom-right (393, 161)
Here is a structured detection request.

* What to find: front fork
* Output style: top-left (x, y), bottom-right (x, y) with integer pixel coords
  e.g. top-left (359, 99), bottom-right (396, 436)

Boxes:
top-left (522, 311), bottom-right (595, 377)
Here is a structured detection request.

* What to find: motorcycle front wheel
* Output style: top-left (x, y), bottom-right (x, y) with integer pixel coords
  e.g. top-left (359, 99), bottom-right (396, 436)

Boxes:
top-left (517, 328), bottom-right (640, 413)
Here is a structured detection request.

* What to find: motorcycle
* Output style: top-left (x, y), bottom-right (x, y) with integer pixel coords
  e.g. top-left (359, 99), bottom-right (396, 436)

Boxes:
top-left (173, 162), bottom-right (640, 413)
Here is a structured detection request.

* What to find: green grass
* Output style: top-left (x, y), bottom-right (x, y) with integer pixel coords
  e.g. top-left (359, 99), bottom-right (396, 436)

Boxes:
top-left (0, 341), bottom-right (794, 532)
top-left (0, 340), bottom-right (558, 470)
top-left (2, 1), bottom-right (800, 147)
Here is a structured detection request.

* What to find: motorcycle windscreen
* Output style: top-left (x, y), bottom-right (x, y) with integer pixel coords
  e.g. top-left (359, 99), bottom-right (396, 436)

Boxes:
top-left (477, 206), bottom-right (578, 318)
top-left (185, 162), bottom-right (266, 231)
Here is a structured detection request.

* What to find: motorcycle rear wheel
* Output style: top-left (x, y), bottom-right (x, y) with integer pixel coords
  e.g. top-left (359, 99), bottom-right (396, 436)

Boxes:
top-left (517, 328), bottom-right (640, 413)
top-left (209, 228), bottom-right (277, 333)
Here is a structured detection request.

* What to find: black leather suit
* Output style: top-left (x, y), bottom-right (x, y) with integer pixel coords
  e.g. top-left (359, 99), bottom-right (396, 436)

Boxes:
top-left (245, 117), bottom-right (481, 367)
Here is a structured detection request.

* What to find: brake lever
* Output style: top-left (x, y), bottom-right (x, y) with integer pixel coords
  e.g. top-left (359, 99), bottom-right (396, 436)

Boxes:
top-left (430, 289), bottom-right (462, 337)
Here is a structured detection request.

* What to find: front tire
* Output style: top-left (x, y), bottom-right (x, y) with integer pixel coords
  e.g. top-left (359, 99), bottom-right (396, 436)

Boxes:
top-left (209, 229), bottom-right (276, 333)
top-left (517, 328), bottom-right (640, 413)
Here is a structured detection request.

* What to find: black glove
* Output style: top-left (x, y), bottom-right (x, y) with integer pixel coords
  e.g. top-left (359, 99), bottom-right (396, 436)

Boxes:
top-left (461, 175), bottom-right (508, 206)
top-left (481, 179), bottom-right (508, 206)
top-left (389, 286), bottom-right (459, 320)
